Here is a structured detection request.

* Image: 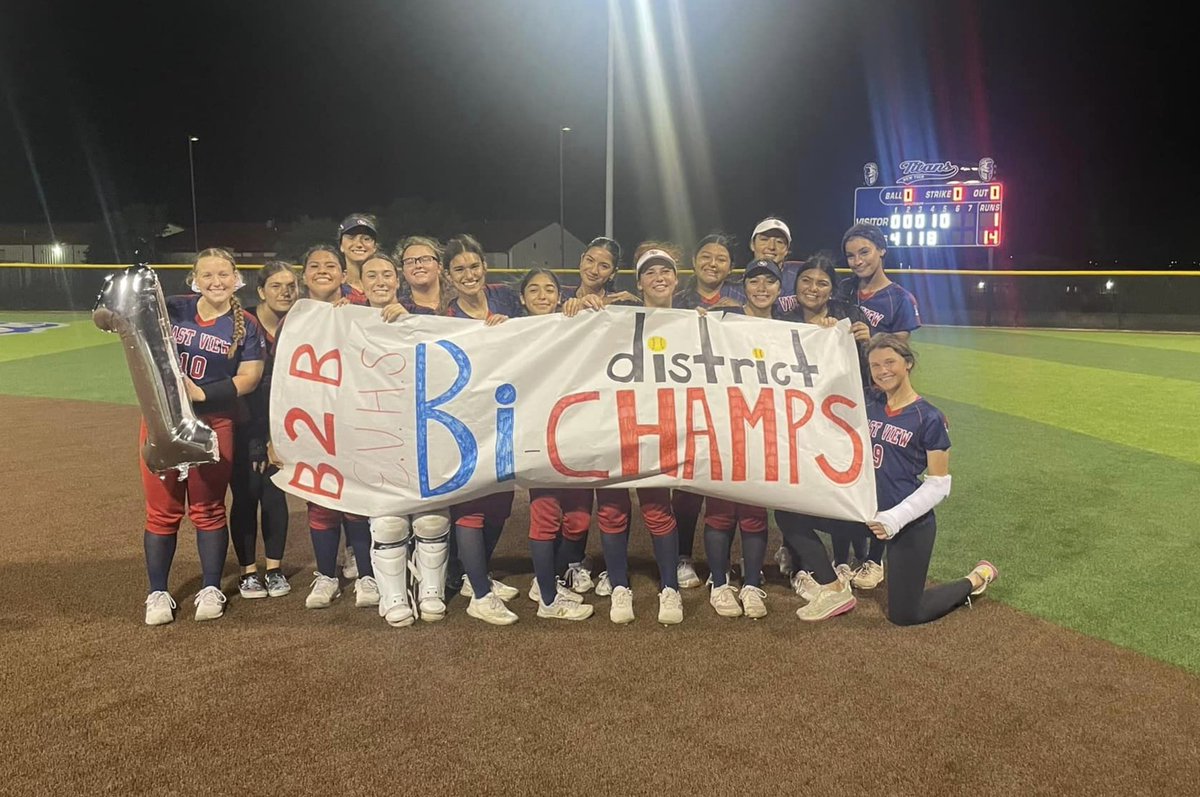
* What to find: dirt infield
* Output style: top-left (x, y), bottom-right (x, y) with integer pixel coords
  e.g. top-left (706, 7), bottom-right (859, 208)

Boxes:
top-left (2, 395), bottom-right (1198, 796)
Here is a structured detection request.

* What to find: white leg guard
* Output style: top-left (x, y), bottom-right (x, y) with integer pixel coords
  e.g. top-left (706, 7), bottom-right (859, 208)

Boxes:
top-left (369, 516), bottom-right (414, 628)
top-left (412, 511), bottom-right (451, 622)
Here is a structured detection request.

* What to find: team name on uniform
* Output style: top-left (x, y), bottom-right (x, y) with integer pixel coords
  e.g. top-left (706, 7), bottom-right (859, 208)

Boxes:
top-left (869, 419), bottom-right (914, 448)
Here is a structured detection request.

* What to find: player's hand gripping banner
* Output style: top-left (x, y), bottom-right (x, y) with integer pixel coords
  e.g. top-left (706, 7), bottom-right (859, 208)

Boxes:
top-left (271, 300), bottom-right (877, 521)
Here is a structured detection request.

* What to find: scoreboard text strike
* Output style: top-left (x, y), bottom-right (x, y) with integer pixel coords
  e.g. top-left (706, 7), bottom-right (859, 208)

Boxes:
top-left (852, 182), bottom-right (1003, 248)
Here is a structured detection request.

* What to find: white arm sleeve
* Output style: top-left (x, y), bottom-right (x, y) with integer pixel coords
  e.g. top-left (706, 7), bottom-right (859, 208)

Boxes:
top-left (874, 474), bottom-right (951, 538)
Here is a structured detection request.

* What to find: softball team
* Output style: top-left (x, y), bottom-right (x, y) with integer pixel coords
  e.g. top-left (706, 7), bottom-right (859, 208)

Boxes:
top-left (134, 220), bottom-right (998, 630)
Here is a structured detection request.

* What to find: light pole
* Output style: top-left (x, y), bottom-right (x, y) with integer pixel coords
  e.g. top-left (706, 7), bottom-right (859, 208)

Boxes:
top-left (559, 126), bottom-right (571, 266)
top-left (187, 136), bottom-right (200, 253)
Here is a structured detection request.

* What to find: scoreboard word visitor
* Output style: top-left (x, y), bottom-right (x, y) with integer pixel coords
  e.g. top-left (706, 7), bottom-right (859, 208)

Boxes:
top-left (271, 301), bottom-right (878, 523)
top-left (853, 158), bottom-right (1003, 248)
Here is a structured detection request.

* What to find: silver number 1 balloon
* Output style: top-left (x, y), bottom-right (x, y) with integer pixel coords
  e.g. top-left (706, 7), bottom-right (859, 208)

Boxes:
top-left (93, 265), bottom-right (218, 473)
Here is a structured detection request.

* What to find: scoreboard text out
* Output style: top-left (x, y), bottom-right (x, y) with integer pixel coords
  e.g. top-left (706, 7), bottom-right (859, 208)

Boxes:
top-left (852, 182), bottom-right (1003, 248)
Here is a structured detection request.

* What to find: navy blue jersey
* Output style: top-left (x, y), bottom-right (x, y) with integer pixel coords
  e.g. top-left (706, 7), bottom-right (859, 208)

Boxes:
top-left (675, 281), bottom-right (746, 310)
top-left (778, 299), bottom-right (871, 388)
top-left (867, 395), bottom-right (951, 512)
top-left (446, 284), bottom-right (522, 319)
top-left (855, 282), bottom-right (921, 334)
top-left (240, 306), bottom-right (278, 436)
top-left (167, 295), bottom-right (264, 415)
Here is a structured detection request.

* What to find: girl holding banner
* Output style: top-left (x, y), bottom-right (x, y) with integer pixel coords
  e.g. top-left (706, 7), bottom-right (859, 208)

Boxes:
top-left (560, 236), bottom-right (637, 307)
top-left (519, 268), bottom-right (596, 621)
top-left (775, 252), bottom-right (875, 599)
top-left (671, 233), bottom-right (745, 592)
top-left (397, 235), bottom-right (455, 314)
top-left (791, 333), bottom-right (997, 622)
top-left (442, 234), bottom-right (522, 625)
top-left (581, 243), bottom-right (686, 625)
top-left (297, 245), bottom-right (380, 612)
top-left (697, 257), bottom-right (787, 619)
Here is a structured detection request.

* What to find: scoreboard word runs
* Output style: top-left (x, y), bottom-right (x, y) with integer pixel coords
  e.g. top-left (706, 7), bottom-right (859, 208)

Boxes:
top-left (852, 182), bottom-right (1003, 248)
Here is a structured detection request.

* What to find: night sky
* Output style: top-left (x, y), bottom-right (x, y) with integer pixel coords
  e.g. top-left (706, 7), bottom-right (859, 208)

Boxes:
top-left (0, 0), bottom-right (1189, 264)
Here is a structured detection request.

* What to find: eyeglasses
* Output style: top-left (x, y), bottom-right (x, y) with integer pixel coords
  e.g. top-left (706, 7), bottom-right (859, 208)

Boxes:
top-left (401, 255), bottom-right (439, 268)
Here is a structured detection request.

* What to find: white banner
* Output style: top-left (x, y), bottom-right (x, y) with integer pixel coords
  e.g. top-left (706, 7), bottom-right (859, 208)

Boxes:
top-left (271, 300), bottom-right (877, 522)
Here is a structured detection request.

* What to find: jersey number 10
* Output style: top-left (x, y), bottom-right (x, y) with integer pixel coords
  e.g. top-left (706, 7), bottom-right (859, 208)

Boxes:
top-left (179, 352), bottom-right (208, 380)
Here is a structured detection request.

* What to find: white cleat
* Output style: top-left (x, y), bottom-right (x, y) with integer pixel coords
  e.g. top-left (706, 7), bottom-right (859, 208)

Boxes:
top-left (610, 586), bottom-right (635, 624)
top-left (658, 587), bottom-right (684, 625)
top-left (538, 595), bottom-right (595, 621)
top-left (791, 570), bottom-right (821, 602)
top-left (739, 585), bottom-right (767, 619)
top-left (144, 591), bottom-right (176, 626)
top-left (305, 573), bottom-right (341, 609)
top-left (565, 563), bottom-right (594, 594)
top-left (594, 571), bottom-right (613, 597)
top-left (193, 586), bottom-right (227, 621)
top-left (709, 583), bottom-right (743, 618)
top-left (676, 558), bottom-right (702, 589)
top-left (354, 576), bottom-right (380, 608)
top-left (466, 592), bottom-right (519, 626)
top-left (490, 577), bottom-right (520, 602)
top-left (528, 577), bottom-right (583, 604)
top-left (851, 560), bottom-right (885, 590)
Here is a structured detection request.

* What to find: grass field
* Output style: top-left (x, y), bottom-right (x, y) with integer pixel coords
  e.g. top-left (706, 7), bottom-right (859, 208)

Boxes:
top-left (3, 311), bottom-right (1198, 673)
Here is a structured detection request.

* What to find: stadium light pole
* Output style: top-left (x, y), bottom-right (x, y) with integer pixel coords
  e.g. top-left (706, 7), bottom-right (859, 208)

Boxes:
top-left (187, 136), bottom-right (200, 253)
top-left (559, 126), bottom-right (571, 266)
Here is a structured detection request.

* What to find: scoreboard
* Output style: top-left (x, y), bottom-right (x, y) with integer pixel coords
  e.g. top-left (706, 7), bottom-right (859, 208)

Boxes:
top-left (852, 182), bottom-right (1003, 247)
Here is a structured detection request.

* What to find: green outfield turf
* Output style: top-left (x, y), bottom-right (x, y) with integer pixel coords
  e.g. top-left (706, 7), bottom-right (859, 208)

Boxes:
top-left (2, 314), bottom-right (1197, 672)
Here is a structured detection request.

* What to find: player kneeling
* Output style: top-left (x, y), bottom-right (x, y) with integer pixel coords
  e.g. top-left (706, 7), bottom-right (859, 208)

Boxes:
top-left (369, 511), bottom-right (453, 626)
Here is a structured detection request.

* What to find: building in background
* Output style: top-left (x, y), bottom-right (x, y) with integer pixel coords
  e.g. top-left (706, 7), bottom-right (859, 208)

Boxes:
top-left (0, 224), bottom-right (92, 264)
top-left (473, 220), bottom-right (585, 272)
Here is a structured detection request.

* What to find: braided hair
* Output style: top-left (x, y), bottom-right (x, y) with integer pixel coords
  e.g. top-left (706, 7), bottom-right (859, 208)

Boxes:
top-left (194, 247), bottom-right (244, 359)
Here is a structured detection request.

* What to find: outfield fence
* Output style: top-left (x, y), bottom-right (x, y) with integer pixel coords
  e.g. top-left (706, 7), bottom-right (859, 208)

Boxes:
top-left (1, 262), bottom-right (1197, 332)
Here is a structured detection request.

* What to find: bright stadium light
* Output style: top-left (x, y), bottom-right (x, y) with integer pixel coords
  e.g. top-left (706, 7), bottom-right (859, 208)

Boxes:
top-left (1105, 279), bottom-right (1115, 291)
top-left (51, 243), bottom-right (63, 258)
top-left (977, 280), bottom-right (986, 290)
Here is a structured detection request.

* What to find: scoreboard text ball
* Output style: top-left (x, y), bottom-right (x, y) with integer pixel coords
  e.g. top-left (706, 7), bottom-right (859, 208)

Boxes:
top-left (852, 182), bottom-right (1003, 248)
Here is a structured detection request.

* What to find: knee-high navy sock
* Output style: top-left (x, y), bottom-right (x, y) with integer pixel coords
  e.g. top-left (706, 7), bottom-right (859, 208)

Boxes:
top-left (854, 532), bottom-right (873, 564)
top-left (144, 531), bottom-right (178, 593)
top-left (310, 527), bottom-right (340, 578)
top-left (741, 532), bottom-right (768, 587)
top-left (482, 519), bottom-right (505, 566)
top-left (831, 533), bottom-right (852, 567)
top-left (651, 531), bottom-right (680, 590)
top-left (344, 519), bottom-right (374, 579)
top-left (704, 526), bottom-right (732, 588)
top-left (867, 536), bottom-right (885, 565)
top-left (530, 539), bottom-right (558, 605)
top-left (456, 524), bottom-right (491, 599)
top-left (557, 535), bottom-right (587, 575)
top-left (196, 527), bottom-right (229, 589)
top-left (600, 531), bottom-right (630, 588)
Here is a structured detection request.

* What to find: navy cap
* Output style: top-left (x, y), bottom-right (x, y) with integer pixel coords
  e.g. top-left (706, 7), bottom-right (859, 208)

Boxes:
top-left (338, 214), bottom-right (378, 238)
top-left (743, 258), bottom-right (782, 282)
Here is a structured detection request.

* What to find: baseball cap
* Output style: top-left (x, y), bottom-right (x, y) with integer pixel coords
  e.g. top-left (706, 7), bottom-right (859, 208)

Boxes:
top-left (635, 248), bottom-right (677, 276)
top-left (743, 258), bottom-right (782, 282)
top-left (338, 213), bottom-right (378, 239)
top-left (751, 217), bottom-right (791, 244)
